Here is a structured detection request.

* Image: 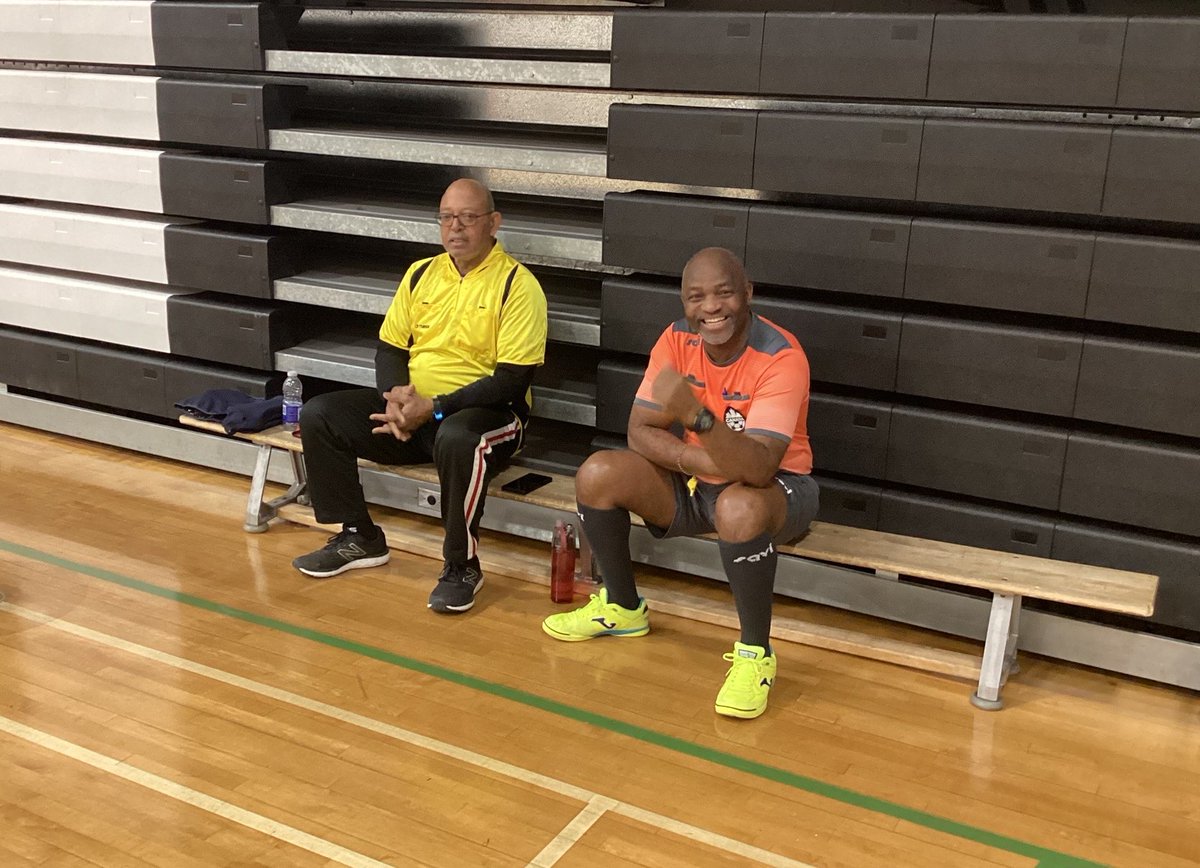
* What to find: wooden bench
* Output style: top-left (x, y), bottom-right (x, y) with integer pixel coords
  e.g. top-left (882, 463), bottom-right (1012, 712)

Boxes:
top-left (181, 416), bottom-right (1159, 711)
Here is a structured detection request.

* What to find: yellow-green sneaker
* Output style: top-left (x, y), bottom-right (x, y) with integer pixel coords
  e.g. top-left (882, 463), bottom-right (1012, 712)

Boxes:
top-left (715, 642), bottom-right (777, 719)
top-left (541, 588), bottom-right (649, 642)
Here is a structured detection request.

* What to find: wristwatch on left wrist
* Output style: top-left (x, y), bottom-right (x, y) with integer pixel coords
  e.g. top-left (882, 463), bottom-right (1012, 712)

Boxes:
top-left (432, 396), bottom-right (445, 422)
top-left (687, 406), bottom-right (716, 434)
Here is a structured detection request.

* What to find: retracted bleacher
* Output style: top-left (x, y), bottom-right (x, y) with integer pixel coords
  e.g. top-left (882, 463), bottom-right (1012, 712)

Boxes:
top-left (1, 1), bottom-right (1198, 689)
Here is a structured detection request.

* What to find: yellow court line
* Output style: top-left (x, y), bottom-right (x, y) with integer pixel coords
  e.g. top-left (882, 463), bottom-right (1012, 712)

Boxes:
top-left (0, 714), bottom-right (392, 868)
top-left (1, 602), bottom-right (815, 868)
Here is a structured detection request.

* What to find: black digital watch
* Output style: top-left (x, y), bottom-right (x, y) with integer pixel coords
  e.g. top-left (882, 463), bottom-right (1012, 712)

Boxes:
top-left (687, 406), bottom-right (716, 434)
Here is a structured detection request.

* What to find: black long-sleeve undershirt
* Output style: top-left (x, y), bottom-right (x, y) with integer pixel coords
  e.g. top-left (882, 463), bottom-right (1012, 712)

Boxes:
top-left (375, 340), bottom-right (537, 416)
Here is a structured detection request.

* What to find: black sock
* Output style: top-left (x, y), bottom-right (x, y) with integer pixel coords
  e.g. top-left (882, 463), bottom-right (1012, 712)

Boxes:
top-left (719, 532), bottom-right (777, 652)
top-left (345, 520), bottom-right (379, 540)
top-left (577, 504), bottom-right (639, 610)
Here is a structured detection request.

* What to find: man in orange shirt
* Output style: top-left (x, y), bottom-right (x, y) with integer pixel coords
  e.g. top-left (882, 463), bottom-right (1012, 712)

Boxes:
top-left (542, 247), bottom-right (818, 719)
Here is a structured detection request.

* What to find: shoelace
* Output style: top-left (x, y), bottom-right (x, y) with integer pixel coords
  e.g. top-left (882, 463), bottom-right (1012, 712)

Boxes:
top-left (722, 652), bottom-right (765, 688)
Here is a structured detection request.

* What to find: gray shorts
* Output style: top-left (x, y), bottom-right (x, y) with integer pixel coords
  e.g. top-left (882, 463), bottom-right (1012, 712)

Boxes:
top-left (647, 472), bottom-right (820, 545)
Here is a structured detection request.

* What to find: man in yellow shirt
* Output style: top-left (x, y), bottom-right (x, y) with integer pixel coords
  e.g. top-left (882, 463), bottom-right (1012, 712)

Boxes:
top-left (294, 179), bottom-right (548, 614)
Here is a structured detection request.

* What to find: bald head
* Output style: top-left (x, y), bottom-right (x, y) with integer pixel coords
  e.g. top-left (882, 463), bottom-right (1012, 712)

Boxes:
top-left (439, 178), bottom-right (501, 275)
top-left (442, 178), bottom-right (495, 213)
top-left (682, 247), bottom-right (749, 292)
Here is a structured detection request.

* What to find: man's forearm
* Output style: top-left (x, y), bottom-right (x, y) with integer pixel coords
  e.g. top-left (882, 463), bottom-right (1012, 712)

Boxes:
top-left (438, 363), bottom-right (537, 416)
top-left (375, 342), bottom-right (410, 395)
top-left (692, 423), bottom-right (780, 488)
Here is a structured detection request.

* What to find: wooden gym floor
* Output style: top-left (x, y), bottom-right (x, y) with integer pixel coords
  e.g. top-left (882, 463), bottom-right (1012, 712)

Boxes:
top-left (0, 421), bottom-right (1197, 867)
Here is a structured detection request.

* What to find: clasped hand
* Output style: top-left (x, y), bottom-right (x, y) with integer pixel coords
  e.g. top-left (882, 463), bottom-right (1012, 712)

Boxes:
top-left (370, 385), bottom-right (434, 441)
top-left (651, 366), bottom-right (702, 427)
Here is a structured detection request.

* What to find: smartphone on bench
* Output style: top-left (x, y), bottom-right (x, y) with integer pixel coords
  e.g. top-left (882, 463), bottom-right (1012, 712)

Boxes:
top-left (501, 472), bottom-right (553, 496)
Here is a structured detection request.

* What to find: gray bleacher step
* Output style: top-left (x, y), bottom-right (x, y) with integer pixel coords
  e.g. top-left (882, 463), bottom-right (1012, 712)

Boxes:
top-left (291, 9), bottom-right (614, 53)
top-left (270, 126), bottom-right (607, 177)
top-left (273, 267), bottom-right (399, 314)
top-left (266, 51), bottom-right (610, 88)
top-left (276, 333), bottom-right (597, 427)
top-left (271, 195), bottom-right (604, 270)
top-left (273, 268), bottom-right (599, 347)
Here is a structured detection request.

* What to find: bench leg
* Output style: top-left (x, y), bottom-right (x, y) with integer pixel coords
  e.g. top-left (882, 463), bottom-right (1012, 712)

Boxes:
top-left (1004, 596), bottom-right (1022, 679)
top-left (243, 445), bottom-right (308, 533)
top-left (971, 592), bottom-right (1021, 711)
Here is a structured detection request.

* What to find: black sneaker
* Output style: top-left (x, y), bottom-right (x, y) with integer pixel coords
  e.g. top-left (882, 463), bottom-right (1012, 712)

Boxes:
top-left (293, 529), bottom-right (390, 578)
top-left (427, 561), bottom-right (485, 613)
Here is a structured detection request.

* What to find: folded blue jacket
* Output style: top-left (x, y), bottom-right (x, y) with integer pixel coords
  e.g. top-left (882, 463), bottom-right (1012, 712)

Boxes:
top-left (176, 389), bottom-right (283, 434)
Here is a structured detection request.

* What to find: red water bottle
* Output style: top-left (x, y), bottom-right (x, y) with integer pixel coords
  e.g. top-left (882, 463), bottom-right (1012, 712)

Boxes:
top-left (550, 520), bottom-right (576, 603)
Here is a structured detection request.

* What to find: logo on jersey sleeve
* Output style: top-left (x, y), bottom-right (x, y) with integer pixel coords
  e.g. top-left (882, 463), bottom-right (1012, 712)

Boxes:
top-left (724, 407), bottom-right (746, 432)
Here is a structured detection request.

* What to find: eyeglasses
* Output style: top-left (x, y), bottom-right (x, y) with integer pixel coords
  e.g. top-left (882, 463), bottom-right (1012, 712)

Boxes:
top-left (435, 210), bottom-right (494, 227)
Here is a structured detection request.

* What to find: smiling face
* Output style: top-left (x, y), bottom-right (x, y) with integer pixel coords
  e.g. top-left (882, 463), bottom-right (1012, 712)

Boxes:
top-left (680, 248), bottom-right (753, 364)
top-left (438, 179), bottom-right (501, 275)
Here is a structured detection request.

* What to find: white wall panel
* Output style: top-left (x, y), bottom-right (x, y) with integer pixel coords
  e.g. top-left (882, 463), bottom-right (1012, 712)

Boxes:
top-left (0, 265), bottom-right (195, 352)
top-left (0, 1), bottom-right (157, 65)
top-left (0, 138), bottom-right (164, 212)
top-left (0, 203), bottom-right (185, 283)
top-left (0, 70), bottom-right (160, 139)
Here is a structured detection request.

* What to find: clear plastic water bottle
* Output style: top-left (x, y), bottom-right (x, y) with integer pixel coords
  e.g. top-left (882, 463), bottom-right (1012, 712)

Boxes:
top-left (282, 370), bottom-right (303, 432)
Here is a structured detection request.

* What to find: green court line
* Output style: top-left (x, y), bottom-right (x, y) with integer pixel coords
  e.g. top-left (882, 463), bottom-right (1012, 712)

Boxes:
top-left (1, 538), bottom-right (1105, 868)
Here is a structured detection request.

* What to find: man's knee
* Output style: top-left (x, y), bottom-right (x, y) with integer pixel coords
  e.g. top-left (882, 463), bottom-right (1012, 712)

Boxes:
top-left (432, 416), bottom-right (481, 461)
top-left (713, 486), bottom-right (779, 543)
top-left (575, 451), bottom-right (634, 504)
top-left (300, 391), bottom-right (352, 437)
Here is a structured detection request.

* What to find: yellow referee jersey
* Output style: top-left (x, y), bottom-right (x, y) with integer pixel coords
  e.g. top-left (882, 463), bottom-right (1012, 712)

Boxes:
top-left (378, 241), bottom-right (548, 405)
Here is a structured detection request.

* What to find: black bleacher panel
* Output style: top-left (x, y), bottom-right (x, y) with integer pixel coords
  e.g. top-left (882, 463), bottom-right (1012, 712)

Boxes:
top-left (1052, 522), bottom-right (1200, 633)
top-left (886, 408), bottom-right (1067, 510)
top-left (167, 293), bottom-right (311, 370)
top-left (896, 317), bottom-right (1082, 417)
top-left (904, 220), bottom-right (1092, 318)
top-left (759, 14), bottom-right (932, 100)
top-left (5, 332), bottom-right (80, 398)
top-left (609, 11), bottom-right (764, 94)
top-left (163, 226), bottom-right (289, 299)
top-left (155, 81), bottom-right (301, 149)
top-left (595, 360), bottom-right (644, 435)
top-left (1116, 18), bottom-right (1200, 113)
top-left (75, 346), bottom-right (166, 418)
top-left (159, 155), bottom-right (283, 224)
top-left (0, 330), bottom-right (20, 385)
top-left (1073, 338), bottom-right (1200, 439)
top-left (602, 194), bottom-right (748, 275)
top-left (916, 121), bottom-right (1111, 214)
top-left (753, 114), bottom-right (923, 200)
top-left (150, 3), bottom-right (299, 72)
top-left (807, 394), bottom-right (891, 479)
top-left (811, 476), bottom-right (881, 531)
top-left (1061, 434), bottom-right (1200, 538)
top-left (164, 358), bottom-right (278, 413)
top-left (745, 206), bottom-right (909, 298)
top-left (879, 491), bottom-right (1055, 557)
top-left (607, 105), bottom-right (757, 188)
top-left (1086, 235), bottom-right (1200, 334)
top-left (765, 301), bottom-right (900, 392)
top-left (600, 278), bottom-right (678, 356)
top-left (926, 16), bottom-right (1125, 108)
top-left (1102, 130), bottom-right (1200, 224)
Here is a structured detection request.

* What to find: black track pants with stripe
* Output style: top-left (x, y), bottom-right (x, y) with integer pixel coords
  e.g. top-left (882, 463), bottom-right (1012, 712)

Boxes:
top-left (300, 387), bottom-right (522, 565)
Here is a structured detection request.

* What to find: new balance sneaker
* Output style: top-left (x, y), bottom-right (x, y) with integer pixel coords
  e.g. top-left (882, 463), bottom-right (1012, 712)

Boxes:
top-left (541, 588), bottom-right (650, 642)
top-left (428, 561), bottom-right (485, 613)
top-left (293, 528), bottom-right (390, 578)
top-left (714, 642), bottom-right (777, 720)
